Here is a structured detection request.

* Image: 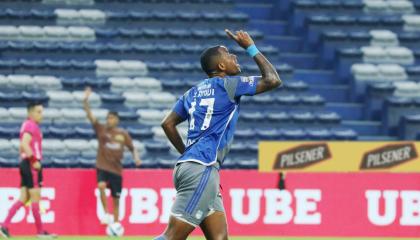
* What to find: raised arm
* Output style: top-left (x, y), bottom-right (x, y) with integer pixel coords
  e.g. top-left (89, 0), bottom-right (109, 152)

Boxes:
top-left (161, 111), bottom-right (186, 155)
top-left (83, 87), bottom-right (97, 124)
top-left (226, 29), bottom-right (281, 94)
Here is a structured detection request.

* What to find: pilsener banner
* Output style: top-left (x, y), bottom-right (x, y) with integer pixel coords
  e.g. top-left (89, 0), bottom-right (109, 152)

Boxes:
top-left (259, 141), bottom-right (420, 172)
top-left (1, 169), bottom-right (420, 237)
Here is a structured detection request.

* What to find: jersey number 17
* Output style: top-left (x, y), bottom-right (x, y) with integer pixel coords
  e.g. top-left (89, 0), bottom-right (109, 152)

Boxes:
top-left (188, 98), bottom-right (215, 131)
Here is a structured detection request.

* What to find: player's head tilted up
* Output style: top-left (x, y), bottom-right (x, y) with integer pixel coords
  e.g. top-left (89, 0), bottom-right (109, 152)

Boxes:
top-left (27, 102), bottom-right (43, 124)
top-left (106, 111), bottom-right (120, 128)
top-left (200, 45), bottom-right (241, 77)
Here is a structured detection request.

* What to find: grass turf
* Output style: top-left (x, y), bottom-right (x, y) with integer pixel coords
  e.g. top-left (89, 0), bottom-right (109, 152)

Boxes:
top-left (10, 237), bottom-right (414, 240)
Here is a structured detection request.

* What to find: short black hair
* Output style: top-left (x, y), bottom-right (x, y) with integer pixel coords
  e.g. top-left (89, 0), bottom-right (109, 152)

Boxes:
top-left (108, 111), bottom-right (119, 118)
top-left (27, 102), bottom-right (42, 112)
top-left (200, 46), bottom-right (223, 75)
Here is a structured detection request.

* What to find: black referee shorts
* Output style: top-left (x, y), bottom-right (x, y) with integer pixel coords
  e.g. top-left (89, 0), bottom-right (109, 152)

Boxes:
top-left (20, 160), bottom-right (43, 189)
top-left (96, 168), bottom-right (122, 198)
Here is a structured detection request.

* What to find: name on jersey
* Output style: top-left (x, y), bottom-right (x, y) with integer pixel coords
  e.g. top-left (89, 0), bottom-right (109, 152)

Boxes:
top-left (196, 83), bottom-right (215, 98)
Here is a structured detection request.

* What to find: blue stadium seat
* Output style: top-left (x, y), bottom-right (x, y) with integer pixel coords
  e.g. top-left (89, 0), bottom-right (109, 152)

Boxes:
top-left (107, 42), bottom-right (131, 53)
top-left (400, 114), bottom-right (420, 140)
top-left (143, 28), bottom-right (166, 38)
top-left (61, 77), bottom-right (86, 90)
top-left (0, 90), bottom-right (23, 106)
top-left (331, 128), bottom-right (358, 140)
top-left (221, 157), bottom-right (237, 169)
top-left (0, 59), bottom-right (19, 71)
top-left (225, 12), bottom-right (249, 22)
top-left (86, 78), bottom-right (111, 90)
top-left (145, 61), bottom-right (170, 72)
top-left (19, 59), bottom-right (44, 69)
top-left (234, 128), bottom-right (256, 141)
top-left (276, 94), bottom-right (300, 106)
top-left (300, 94), bottom-right (325, 107)
top-left (240, 111), bottom-right (265, 123)
top-left (306, 128), bottom-right (332, 140)
top-left (74, 126), bottom-right (95, 139)
top-left (129, 11), bottom-right (152, 21)
top-left (202, 12), bottom-right (224, 21)
top-left (157, 44), bottom-right (181, 54)
top-left (235, 157), bottom-right (258, 169)
top-left (8, 42), bottom-right (33, 52)
top-left (58, 42), bottom-right (81, 53)
top-left (383, 97), bottom-right (414, 134)
top-left (48, 126), bottom-right (76, 138)
top-left (105, 10), bottom-right (130, 21)
top-left (45, 59), bottom-right (70, 70)
top-left (127, 127), bottom-right (153, 139)
top-left (31, 9), bottom-right (55, 20)
top-left (132, 43), bottom-right (156, 54)
top-left (138, 157), bottom-right (158, 169)
top-left (153, 10), bottom-right (177, 21)
top-left (290, 110), bottom-right (316, 124)
top-left (6, 9), bottom-right (31, 19)
top-left (315, 111), bottom-right (341, 124)
top-left (181, 44), bottom-right (202, 54)
top-left (145, 141), bottom-right (170, 155)
top-left (257, 129), bottom-right (281, 140)
top-left (95, 28), bottom-right (119, 39)
top-left (283, 80), bottom-right (309, 93)
top-left (0, 125), bottom-right (20, 138)
top-left (22, 91), bottom-right (49, 104)
top-left (118, 28), bottom-right (143, 38)
top-left (157, 155), bottom-right (177, 169)
top-left (70, 60), bottom-right (96, 70)
top-left (100, 92), bottom-right (125, 104)
top-left (267, 112), bottom-right (291, 124)
top-left (0, 156), bottom-right (19, 168)
top-left (281, 127), bottom-right (307, 140)
top-left (34, 42), bottom-right (60, 52)
top-left (118, 110), bottom-right (139, 122)
top-left (82, 42), bottom-right (107, 53)
top-left (78, 157), bottom-right (95, 168)
top-left (177, 11), bottom-right (201, 21)
top-left (52, 157), bottom-right (79, 168)
top-left (192, 29), bottom-right (214, 39)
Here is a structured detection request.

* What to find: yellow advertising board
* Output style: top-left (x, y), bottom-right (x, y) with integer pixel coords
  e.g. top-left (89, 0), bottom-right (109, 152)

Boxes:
top-left (259, 141), bottom-right (420, 172)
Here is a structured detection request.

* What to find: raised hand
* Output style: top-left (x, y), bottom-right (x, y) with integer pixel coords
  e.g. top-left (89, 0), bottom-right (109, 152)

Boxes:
top-left (225, 29), bottom-right (255, 49)
top-left (84, 86), bottom-right (92, 102)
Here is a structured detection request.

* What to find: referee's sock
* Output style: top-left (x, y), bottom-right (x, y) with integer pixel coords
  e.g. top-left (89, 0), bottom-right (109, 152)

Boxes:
top-left (2, 201), bottom-right (24, 228)
top-left (31, 202), bottom-right (44, 234)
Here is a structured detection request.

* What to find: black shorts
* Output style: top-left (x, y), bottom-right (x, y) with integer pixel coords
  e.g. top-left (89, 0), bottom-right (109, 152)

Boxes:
top-left (96, 168), bottom-right (122, 198)
top-left (20, 160), bottom-right (43, 189)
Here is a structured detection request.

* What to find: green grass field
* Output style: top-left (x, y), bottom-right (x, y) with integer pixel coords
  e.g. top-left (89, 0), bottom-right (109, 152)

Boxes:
top-left (10, 237), bottom-right (415, 240)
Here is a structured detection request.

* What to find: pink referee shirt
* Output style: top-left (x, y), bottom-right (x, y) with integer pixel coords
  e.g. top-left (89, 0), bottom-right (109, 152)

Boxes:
top-left (19, 118), bottom-right (43, 162)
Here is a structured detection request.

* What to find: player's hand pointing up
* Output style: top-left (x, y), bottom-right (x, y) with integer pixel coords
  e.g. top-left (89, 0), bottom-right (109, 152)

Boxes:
top-left (225, 29), bottom-right (254, 49)
top-left (84, 87), bottom-right (92, 102)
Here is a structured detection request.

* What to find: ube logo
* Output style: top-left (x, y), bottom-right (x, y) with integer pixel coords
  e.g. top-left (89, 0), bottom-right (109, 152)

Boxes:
top-left (360, 143), bottom-right (417, 170)
top-left (272, 143), bottom-right (331, 170)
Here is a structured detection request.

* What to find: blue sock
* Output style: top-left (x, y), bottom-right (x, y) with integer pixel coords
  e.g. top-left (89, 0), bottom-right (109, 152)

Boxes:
top-left (154, 235), bottom-right (167, 240)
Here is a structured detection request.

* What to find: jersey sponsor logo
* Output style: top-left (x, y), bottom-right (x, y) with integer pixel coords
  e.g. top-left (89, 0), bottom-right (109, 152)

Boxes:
top-left (360, 143), bottom-right (417, 170)
top-left (273, 143), bottom-right (331, 170)
top-left (240, 77), bottom-right (255, 86)
top-left (114, 134), bottom-right (125, 143)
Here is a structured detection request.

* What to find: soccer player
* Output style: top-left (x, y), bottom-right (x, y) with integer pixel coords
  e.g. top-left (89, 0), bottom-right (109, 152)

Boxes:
top-left (83, 87), bottom-right (141, 225)
top-left (156, 29), bottom-right (281, 239)
top-left (0, 102), bottom-right (56, 239)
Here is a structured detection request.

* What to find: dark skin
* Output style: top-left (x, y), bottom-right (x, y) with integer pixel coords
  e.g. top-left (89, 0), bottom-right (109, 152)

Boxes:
top-left (160, 29), bottom-right (281, 240)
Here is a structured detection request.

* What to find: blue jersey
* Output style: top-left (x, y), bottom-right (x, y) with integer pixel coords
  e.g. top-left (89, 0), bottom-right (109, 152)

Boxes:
top-left (172, 76), bottom-right (259, 166)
